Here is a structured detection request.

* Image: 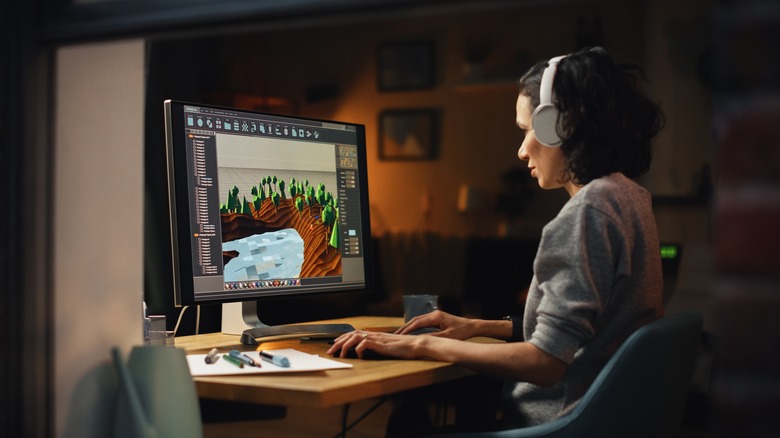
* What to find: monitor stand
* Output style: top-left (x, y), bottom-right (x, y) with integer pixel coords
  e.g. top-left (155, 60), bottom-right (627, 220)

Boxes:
top-left (221, 301), bottom-right (355, 345)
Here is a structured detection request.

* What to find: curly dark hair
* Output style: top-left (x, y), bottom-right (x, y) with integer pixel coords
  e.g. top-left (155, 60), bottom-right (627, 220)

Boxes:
top-left (518, 47), bottom-right (664, 185)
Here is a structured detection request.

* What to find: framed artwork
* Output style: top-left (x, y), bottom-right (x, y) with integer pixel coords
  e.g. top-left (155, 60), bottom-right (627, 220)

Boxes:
top-left (379, 109), bottom-right (439, 161)
top-left (377, 40), bottom-right (435, 91)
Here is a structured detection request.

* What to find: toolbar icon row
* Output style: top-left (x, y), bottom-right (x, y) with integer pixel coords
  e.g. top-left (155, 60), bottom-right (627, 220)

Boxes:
top-left (186, 114), bottom-right (320, 139)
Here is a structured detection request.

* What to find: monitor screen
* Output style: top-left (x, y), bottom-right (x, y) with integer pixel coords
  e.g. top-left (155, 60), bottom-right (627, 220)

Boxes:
top-left (164, 100), bottom-right (373, 343)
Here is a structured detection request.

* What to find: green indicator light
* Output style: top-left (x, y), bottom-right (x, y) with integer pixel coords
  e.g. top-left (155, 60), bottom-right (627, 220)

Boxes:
top-left (660, 245), bottom-right (679, 259)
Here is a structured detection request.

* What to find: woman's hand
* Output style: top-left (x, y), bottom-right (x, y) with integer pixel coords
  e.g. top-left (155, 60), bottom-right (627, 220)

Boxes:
top-left (326, 330), bottom-right (425, 360)
top-left (395, 310), bottom-right (477, 340)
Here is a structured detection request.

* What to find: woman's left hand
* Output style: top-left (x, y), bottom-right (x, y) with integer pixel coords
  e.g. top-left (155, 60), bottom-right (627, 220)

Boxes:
top-left (326, 330), bottom-right (424, 360)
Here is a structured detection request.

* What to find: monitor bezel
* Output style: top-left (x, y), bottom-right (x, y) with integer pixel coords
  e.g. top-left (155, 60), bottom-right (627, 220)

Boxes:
top-left (163, 99), bottom-right (374, 308)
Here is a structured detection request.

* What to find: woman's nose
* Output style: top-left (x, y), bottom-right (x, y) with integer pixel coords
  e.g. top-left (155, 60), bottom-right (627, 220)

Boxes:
top-left (518, 144), bottom-right (528, 161)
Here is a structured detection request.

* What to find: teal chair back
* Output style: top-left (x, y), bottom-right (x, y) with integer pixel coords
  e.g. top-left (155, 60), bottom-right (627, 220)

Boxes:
top-left (434, 310), bottom-right (703, 438)
top-left (112, 345), bottom-right (203, 438)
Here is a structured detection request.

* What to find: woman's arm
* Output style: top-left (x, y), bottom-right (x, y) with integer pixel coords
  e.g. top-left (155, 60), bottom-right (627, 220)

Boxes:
top-left (395, 310), bottom-right (515, 341)
top-left (420, 336), bottom-right (568, 387)
top-left (327, 330), bottom-right (567, 387)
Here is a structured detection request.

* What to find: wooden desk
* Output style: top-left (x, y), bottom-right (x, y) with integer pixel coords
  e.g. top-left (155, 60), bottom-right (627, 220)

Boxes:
top-left (176, 316), bottom-right (485, 409)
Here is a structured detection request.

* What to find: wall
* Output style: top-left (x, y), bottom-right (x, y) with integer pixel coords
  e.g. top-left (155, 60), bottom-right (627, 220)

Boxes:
top-left (55, 40), bottom-right (145, 437)
top-left (159, 1), bottom-right (651, 239)
top-left (644, 0), bottom-right (715, 237)
top-left (642, 0), bottom-right (715, 331)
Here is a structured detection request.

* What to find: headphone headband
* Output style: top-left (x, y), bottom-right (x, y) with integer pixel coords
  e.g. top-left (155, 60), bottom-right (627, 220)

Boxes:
top-left (538, 55), bottom-right (566, 111)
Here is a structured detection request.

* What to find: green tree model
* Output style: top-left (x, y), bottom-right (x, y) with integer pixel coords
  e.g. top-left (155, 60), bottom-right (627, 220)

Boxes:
top-left (226, 185), bottom-right (239, 212)
top-left (329, 221), bottom-right (340, 250)
top-left (315, 186), bottom-right (327, 208)
top-left (321, 205), bottom-right (336, 253)
top-left (241, 196), bottom-right (251, 215)
top-left (322, 204), bottom-right (336, 229)
top-left (306, 186), bottom-right (316, 217)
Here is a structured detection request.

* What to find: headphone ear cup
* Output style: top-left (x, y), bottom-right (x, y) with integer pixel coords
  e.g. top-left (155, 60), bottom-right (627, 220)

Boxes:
top-left (532, 103), bottom-right (562, 147)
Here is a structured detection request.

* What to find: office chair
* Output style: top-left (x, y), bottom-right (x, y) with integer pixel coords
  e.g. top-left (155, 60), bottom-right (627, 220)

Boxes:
top-left (112, 345), bottom-right (203, 438)
top-left (431, 310), bottom-right (703, 438)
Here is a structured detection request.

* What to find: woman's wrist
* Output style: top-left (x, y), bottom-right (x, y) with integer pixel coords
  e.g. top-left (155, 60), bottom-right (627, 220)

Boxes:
top-left (502, 315), bottom-right (523, 342)
top-left (471, 318), bottom-right (514, 340)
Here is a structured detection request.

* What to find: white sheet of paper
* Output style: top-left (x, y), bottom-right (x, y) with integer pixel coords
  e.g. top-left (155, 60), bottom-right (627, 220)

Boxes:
top-left (187, 348), bottom-right (352, 376)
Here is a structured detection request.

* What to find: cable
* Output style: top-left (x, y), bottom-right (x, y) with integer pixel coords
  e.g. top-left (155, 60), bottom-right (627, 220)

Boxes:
top-left (172, 305), bottom-right (202, 336)
top-left (332, 396), bottom-right (391, 438)
top-left (195, 305), bottom-right (201, 335)
top-left (173, 305), bottom-right (189, 336)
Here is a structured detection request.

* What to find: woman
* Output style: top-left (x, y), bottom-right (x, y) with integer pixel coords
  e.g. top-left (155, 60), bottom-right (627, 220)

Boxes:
top-left (327, 47), bottom-right (665, 428)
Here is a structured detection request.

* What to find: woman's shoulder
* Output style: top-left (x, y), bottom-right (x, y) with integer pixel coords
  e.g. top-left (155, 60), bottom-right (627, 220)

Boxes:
top-left (578, 173), bottom-right (649, 202)
top-left (566, 173), bottom-right (651, 218)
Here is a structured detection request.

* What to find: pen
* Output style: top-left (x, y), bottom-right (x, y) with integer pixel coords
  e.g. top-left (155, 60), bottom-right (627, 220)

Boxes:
top-left (222, 353), bottom-right (244, 368)
top-left (229, 349), bottom-right (260, 367)
top-left (259, 350), bottom-right (290, 368)
top-left (204, 348), bottom-right (220, 364)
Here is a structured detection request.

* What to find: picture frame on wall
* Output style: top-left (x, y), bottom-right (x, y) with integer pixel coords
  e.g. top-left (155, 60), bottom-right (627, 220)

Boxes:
top-left (379, 109), bottom-right (439, 161)
top-left (377, 40), bottom-right (435, 91)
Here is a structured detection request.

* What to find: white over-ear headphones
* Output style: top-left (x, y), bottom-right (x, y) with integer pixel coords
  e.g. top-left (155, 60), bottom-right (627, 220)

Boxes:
top-left (532, 55), bottom-right (567, 147)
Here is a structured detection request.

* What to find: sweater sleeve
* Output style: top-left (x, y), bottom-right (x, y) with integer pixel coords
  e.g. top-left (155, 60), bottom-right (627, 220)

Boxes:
top-left (526, 201), bottom-right (626, 364)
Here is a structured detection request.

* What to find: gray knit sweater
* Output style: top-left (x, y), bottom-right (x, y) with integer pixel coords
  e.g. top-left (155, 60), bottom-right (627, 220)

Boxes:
top-left (503, 172), bottom-right (663, 426)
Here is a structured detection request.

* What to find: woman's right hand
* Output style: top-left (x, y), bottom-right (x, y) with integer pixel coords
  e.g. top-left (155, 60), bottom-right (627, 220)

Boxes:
top-left (395, 310), bottom-right (476, 340)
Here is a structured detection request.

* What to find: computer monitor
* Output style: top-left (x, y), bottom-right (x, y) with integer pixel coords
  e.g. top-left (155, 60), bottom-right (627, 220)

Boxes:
top-left (163, 100), bottom-right (374, 345)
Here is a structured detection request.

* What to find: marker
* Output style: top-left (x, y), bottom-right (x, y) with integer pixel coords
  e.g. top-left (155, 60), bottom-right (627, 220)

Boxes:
top-left (222, 354), bottom-right (244, 368)
top-left (229, 349), bottom-right (260, 367)
top-left (260, 350), bottom-right (290, 368)
top-left (204, 348), bottom-right (220, 364)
